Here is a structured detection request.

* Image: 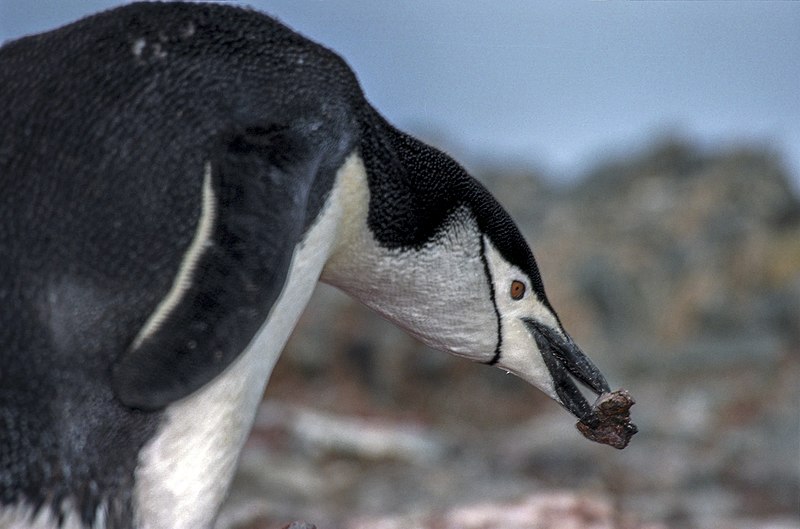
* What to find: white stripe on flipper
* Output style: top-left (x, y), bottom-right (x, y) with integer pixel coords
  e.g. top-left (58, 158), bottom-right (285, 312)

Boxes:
top-left (132, 152), bottom-right (365, 529)
top-left (132, 162), bottom-right (217, 348)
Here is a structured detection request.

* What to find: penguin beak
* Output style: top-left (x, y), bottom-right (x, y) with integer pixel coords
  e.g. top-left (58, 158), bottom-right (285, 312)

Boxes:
top-left (523, 319), bottom-right (611, 425)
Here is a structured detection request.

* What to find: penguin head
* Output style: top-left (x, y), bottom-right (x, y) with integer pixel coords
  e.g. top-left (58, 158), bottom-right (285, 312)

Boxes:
top-left (323, 115), bottom-right (611, 423)
top-left (479, 234), bottom-right (611, 423)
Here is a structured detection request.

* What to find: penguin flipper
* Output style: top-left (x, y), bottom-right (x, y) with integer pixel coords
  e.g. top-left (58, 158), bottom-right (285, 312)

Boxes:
top-left (112, 125), bottom-right (318, 411)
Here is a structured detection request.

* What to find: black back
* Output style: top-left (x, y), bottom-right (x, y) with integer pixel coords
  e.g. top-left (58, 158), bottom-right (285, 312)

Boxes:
top-left (0, 3), bottom-right (359, 524)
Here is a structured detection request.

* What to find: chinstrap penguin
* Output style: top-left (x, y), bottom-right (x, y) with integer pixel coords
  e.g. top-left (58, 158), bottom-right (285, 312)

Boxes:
top-left (0, 3), bottom-right (633, 528)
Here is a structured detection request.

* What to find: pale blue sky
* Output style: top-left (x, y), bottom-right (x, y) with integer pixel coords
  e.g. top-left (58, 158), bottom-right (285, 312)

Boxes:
top-left (2, 1), bottom-right (798, 190)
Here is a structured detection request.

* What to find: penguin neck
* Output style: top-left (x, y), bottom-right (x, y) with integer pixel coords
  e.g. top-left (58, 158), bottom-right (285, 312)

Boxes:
top-left (321, 153), bottom-right (498, 359)
top-left (130, 152), bottom-right (363, 529)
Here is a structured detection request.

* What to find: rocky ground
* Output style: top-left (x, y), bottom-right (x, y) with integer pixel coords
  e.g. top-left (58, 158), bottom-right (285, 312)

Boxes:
top-left (216, 138), bottom-right (800, 529)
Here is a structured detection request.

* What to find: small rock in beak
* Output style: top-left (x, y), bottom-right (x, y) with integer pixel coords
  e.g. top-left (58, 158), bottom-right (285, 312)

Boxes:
top-left (575, 389), bottom-right (638, 449)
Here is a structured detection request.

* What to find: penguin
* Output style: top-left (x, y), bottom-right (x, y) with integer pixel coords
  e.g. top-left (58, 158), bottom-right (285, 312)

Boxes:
top-left (0, 3), bottom-right (621, 528)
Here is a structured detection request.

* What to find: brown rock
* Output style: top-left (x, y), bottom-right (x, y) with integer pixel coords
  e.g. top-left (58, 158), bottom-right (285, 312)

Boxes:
top-left (576, 389), bottom-right (638, 449)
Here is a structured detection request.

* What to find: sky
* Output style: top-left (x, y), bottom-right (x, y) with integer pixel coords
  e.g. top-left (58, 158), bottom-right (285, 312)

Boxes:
top-left (2, 1), bottom-right (799, 190)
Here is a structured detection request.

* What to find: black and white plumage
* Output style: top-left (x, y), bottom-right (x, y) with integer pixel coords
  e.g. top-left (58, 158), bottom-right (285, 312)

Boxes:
top-left (0, 3), bottom-right (617, 528)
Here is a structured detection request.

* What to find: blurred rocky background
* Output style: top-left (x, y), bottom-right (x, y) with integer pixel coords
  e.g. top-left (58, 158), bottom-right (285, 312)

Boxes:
top-left (217, 136), bottom-right (799, 529)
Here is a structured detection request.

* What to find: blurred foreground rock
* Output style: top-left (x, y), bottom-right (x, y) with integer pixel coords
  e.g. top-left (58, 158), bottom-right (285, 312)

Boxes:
top-left (219, 138), bottom-right (800, 529)
top-left (226, 493), bottom-right (661, 529)
top-left (344, 492), bottom-right (664, 529)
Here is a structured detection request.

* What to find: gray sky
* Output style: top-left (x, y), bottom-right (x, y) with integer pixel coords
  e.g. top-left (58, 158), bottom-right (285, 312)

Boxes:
top-left (2, 1), bottom-right (798, 190)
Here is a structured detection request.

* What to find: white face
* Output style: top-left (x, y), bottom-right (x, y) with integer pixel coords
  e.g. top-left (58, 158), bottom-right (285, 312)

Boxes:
top-left (480, 237), bottom-right (562, 401)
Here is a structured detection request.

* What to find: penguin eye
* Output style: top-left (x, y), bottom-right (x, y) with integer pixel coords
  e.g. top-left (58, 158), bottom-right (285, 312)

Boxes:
top-left (510, 280), bottom-right (526, 300)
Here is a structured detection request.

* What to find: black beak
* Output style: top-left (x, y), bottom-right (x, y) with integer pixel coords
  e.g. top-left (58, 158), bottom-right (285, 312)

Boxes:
top-left (523, 319), bottom-right (611, 426)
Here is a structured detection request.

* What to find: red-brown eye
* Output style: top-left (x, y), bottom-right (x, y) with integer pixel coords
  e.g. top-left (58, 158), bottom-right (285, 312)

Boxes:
top-left (510, 280), bottom-right (526, 300)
